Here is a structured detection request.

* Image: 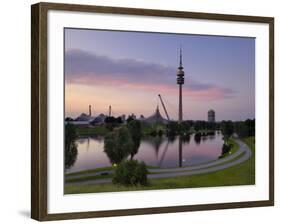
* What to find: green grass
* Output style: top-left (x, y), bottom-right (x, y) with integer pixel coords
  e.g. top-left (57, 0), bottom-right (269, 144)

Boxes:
top-left (76, 126), bottom-right (108, 136)
top-left (66, 166), bottom-right (114, 177)
top-left (66, 173), bottom-right (114, 183)
top-left (229, 138), bottom-right (240, 154)
top-left (65, 137), bottom-right (255, 194)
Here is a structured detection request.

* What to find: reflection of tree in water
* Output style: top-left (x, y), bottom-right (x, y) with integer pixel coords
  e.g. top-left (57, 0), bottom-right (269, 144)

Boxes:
top-left (181, 134), bottom-right (190, 144)
top-left (65, 123), bottom-right (78, 169)
top-left (127, 120), bottom-right (142, 159)
top-left (167, 134), bottom-right (176, 143)
top-left (130, 138), bottom-right (140, 159)
top-left (65, 144), bottom-right (78, 169)
top-left (91, 136), bottom-right (104, 143)
top-left (201, 135), bottom-right (208, 142)
top-left (144, 136), bottom-right (164, 158)
top-left (194, 133), bottom-right (201, 145)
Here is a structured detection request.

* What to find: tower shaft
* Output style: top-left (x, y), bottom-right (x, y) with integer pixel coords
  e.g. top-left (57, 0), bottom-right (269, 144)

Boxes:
top-left (179, 84), bottom-right (183, 123)
top-left (89, 105), bottom-right (91, 116)
top-left (109, 105), bottom-right (112, 117)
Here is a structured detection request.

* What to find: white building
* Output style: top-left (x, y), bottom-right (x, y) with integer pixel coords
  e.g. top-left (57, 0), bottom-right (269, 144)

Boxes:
top-left (208, 109), bottom-right (215, 122)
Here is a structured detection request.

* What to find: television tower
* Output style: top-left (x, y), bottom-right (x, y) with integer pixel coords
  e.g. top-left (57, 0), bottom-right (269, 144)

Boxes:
top-left (109, 105), bottom-right (112, 117)
top-left (89, 105), bottom-right (92, 116)
top-left (177, 47), bottom-right (185, 123)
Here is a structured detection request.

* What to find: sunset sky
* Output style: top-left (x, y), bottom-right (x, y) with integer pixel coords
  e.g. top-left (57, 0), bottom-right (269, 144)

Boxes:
top-left (64, 28), bottom-right (255, 121)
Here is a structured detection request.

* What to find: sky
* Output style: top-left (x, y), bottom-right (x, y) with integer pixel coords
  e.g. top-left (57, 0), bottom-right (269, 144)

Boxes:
top-left (64, 28), bottom-right (255, 121)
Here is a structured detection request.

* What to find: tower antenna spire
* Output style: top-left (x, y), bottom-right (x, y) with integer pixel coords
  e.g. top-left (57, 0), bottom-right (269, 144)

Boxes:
top-left (179, 45), bottom-right (182, 68)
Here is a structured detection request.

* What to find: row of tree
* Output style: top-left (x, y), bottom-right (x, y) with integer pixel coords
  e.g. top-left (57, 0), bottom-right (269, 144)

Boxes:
top-left (219, 119), bottom-right (255, 159)
top-left (166, 120), bottom-right (218, 136)
top-left (221, 119), bottom-right (255, 139)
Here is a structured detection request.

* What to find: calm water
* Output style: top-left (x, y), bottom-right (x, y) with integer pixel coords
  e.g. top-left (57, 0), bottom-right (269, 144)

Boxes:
top-left (66, 133), bottom-right (224, 173)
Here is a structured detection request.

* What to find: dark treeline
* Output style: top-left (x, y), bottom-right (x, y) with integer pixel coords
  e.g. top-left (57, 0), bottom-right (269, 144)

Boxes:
top-left (220, 119), bottom-right (255, 139)
top-left (166, 120), bottom-right (219, 136)
top-left (103, 116), bottom-right (123, 131)
top-left (219, 119), bottom-right (255, 159)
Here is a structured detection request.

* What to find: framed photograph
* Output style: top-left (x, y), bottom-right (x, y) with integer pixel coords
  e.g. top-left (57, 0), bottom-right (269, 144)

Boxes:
top-left (31, 2), bottom-right (274, 221)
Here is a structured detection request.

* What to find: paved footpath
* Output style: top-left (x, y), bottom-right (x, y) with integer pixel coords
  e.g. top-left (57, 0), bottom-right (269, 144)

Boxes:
top-left (65, 139), bottom-right (252, 186)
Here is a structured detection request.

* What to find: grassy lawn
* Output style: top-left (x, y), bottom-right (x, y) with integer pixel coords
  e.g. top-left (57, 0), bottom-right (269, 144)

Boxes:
top-left (65, 137), bottom-right (255, 194)
top-left (66, 166), bottom-right (115, 178)
top-left (66, 173), bottom-right (114, 183)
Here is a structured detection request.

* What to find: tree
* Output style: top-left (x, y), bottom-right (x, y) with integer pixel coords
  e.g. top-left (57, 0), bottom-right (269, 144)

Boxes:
top-left (65, 123), bottom-right (78, 169)
top-left (181, 121), bottom-right (191, 134)
top-left (219, 143), bottom-right (233, 159)
top-left (206, 121), bottom-right (216, 130)
top-left (166, 121), bottom-right (179, 136)
top-left (234, 121), bottom-right (248, 138)
top-left (221, 120), bottom-right (234, 141)
top-left (127, 120), bottom-right (142, 158)
top-left (113, 160), bottom-right (148, 186)
top-left (245, 119), bottom-right (255, 136)
top-left (194, 121), bottom-right (201, 132)
top-left (65, 117), bottom-right (73, 121)
top-left (126, 114), bottom-right (136, 123)
top-left (104, 116), bottom-right (123, 131)
top-left (104, 127), bottom-right (134, 165)
top-left (234, 119), bottom-right (255, 138)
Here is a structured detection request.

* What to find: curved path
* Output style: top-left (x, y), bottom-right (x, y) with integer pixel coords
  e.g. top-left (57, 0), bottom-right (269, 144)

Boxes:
top-left (65, 139), bottom-right (252, 186)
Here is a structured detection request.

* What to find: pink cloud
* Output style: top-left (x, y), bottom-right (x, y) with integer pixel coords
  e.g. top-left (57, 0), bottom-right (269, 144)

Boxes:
top-left (65, 49), bottom-right (235, 101)
top-left (67, 73), bottom-right (234, 101)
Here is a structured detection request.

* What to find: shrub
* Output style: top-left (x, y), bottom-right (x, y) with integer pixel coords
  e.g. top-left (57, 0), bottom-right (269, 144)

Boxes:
top-left (113, 160), bottom-right (148, 186)
top-left (219, 143), bottom-right (233, 159)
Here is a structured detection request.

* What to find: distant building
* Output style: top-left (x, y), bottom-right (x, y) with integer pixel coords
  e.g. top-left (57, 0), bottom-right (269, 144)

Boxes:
top-left (92, 113), bottom-right (106, 125)
top-left (121, 114), bottom-right (126, 122)
top-left (208, 109), bottom-right (215, 122)
top-left (144, 105), bottom-right (168, 124)
top-left (65, 112), bottom-right (94, 126)
top-left (75, 113), bottom-right (92, 122)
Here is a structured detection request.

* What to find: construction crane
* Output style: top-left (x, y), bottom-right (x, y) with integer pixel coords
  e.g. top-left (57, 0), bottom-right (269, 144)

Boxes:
top-left (158, 94), bottom-right (170, 121)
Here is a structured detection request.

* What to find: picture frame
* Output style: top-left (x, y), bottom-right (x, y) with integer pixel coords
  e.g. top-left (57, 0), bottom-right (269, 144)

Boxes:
top-left (31, 2), bottom-right (274, 221)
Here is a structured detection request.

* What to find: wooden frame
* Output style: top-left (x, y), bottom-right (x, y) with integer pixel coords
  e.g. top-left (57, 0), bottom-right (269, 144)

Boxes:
top-left (31, 2), bottom-right (274, 221)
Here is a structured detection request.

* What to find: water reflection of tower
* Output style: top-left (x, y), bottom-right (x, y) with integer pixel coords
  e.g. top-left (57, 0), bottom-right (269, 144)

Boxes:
top-left (179, 136), bottom-right (183, 167)
top-left (86, 137), bottom-right (90, 152)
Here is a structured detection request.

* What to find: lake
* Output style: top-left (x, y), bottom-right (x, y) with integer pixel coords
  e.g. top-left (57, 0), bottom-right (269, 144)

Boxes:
top-left (66, 132), bottom-right (224, 173)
